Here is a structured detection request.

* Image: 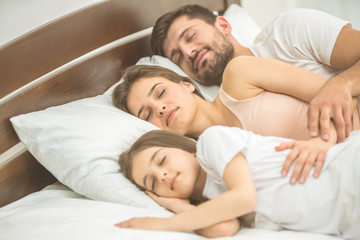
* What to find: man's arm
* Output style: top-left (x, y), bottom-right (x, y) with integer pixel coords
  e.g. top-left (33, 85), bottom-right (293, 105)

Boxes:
top-left (308, 26), bottom-right (360, 142)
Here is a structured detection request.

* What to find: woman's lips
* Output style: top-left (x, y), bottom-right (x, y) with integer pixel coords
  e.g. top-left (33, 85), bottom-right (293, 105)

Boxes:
top-left (166, 108), bottom-right (177, 126)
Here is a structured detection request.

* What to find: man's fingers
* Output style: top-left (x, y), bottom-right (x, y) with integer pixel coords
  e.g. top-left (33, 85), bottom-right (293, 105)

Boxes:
top-left (307, 107), bottom-right (320, 137)
top-left (333, 107), bottom-right (346, 143)
top-left (319, 110), bottom-right (331, 141)
top-left (343, 105), bottom-right (352, 140)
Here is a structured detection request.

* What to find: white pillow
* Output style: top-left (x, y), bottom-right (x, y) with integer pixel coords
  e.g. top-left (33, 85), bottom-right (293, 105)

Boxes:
top-left (11, 3), bottom-right (260, 209)
top-left (224, 4), bottom-right (261, 47)
top-left (11, 95), bottom-right (163, 209)
top-left (138, 55), bottom-right (221, 101)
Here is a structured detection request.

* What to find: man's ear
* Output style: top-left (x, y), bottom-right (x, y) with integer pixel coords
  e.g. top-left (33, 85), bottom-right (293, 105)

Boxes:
top-left (181, 80), bottom-right (196, 93)
top-left (215, 16), bottom-right (232, 36)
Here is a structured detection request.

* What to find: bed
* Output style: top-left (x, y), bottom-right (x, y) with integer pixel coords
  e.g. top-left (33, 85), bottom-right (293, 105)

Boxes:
top-left (0, 0), bottom-right (345, 239)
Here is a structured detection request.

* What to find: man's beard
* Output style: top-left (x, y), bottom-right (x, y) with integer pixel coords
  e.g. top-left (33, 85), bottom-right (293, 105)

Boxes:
top-left (192, 38), bottom-right (234, 86)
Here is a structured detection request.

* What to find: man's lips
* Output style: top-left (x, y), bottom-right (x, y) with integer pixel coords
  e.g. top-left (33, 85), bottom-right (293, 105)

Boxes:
top-left (171, 173), bottom-right (179, 190)
top-left (194, 50), bottom-right (207, 71)
top-left (165, 108), bottom-right (177, 126)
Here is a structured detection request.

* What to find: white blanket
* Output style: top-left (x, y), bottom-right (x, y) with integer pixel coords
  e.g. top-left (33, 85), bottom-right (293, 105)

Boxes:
top-left (0, 183), bottom-right (342, 240)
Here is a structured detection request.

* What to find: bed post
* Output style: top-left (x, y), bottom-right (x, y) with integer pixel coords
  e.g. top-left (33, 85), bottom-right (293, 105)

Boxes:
top-left (224, 0), bottom-right (241, 8)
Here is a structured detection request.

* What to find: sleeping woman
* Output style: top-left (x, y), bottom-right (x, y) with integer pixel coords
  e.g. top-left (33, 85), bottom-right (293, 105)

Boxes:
top-left (114, 126), bottom-right (360, 239)
top-left (112, 56), bottom-right (360, 184)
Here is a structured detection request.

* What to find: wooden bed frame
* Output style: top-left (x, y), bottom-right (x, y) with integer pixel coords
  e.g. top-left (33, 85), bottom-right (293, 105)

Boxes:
top-left (0, 0), bottom-right (239, 207)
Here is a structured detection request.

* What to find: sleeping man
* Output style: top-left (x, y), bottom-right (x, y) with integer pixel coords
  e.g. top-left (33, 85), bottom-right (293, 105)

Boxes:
top-left (150, 4), bottom-right (360, 144)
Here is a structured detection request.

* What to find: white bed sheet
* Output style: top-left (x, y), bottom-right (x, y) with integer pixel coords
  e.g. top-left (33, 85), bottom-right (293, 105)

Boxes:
top-left (0, 183), bottom-right (342, 240)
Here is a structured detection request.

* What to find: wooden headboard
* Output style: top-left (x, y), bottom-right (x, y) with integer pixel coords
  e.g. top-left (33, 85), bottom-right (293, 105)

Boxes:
top-left (0, 0), bottom-right (240, 207)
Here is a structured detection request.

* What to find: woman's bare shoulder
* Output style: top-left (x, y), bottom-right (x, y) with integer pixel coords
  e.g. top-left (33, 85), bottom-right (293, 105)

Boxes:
top-left (222, 56), bottom-right (264, 100)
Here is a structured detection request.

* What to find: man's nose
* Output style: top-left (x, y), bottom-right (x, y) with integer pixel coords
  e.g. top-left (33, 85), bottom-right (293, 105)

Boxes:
top-left (180, 43), bottom-right (197, 59)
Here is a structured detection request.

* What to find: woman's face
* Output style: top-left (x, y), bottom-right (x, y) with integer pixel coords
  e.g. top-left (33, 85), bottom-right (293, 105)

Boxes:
top-left (127, 76), bottom-right (198, 135)
top-left (131, 146), bottom-right (201, 198)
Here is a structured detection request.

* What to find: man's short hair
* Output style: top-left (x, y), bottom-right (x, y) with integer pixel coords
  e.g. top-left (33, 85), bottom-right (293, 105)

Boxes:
top-left (151, 4), bottom-right (217, 56)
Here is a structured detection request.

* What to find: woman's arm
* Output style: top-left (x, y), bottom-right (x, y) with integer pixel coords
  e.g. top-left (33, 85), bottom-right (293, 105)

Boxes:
top-left (222, 56), bottom-right (358, 183)
top-left (222, 56), bottom-right (358, 113)
top-left (222, 56), bottom-right (326, 102)
top-left (115, 152), bottom-right (256, 237)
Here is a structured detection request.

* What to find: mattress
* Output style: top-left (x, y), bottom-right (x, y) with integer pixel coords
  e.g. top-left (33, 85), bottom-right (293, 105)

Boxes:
top-left (0, 182), bottom-right (342, 240)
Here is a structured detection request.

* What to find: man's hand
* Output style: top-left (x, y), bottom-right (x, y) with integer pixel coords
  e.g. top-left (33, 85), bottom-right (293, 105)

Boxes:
top-left (307, 78), bottom-right (352, 143)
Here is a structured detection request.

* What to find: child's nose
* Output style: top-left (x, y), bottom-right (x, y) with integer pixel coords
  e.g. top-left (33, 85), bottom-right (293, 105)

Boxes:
top-left (157, 105), bottom-right (166, 116)
top-left (159, 171), bottom-right (169, 182)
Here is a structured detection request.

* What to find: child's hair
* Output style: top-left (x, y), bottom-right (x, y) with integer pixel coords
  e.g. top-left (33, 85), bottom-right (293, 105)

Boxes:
top-left (119, 129), bottom-right (197, 190)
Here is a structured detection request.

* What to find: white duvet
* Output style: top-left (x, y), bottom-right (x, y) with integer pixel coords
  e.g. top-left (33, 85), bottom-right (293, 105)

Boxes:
top-left (0, 183), bottom-right (342, 240)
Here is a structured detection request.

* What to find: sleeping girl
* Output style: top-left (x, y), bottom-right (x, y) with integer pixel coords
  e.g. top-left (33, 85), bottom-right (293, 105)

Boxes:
top-left (115, 126), bottom-right (360, 239)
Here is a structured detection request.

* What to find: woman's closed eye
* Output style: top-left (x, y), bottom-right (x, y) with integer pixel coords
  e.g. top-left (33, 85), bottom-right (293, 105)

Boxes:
top-left (143, 90), bottom-right (164, 121)
top-left (158, 89), bottom-right (165, 98)
top-left (159, 156), bottom-right (166, 166)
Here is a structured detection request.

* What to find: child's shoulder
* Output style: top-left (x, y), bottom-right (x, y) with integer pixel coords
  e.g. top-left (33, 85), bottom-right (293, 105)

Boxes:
top-left (198, 126), bottom-right (253, 152)
top-left (200, 126), bottom-right (250, 140)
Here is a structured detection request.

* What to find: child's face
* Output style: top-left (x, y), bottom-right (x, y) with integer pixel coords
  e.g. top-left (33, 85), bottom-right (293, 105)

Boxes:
top-left (131, 146), bottom-right (201, 199)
